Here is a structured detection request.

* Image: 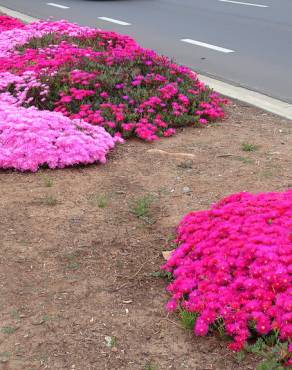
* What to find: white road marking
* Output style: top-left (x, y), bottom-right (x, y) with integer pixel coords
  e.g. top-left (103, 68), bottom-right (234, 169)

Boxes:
top-left (181, 39), bottom-right (234, 53)
top-left (47, 2), bottom-right (70, 9)
top-left (98, 17), bottom-right (131, 26)
top-left (218, 0), bottom-right (268, 8)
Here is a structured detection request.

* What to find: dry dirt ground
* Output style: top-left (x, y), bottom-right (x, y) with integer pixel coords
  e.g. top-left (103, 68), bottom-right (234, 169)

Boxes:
top-left (0, 101), bottom-right (292, 370)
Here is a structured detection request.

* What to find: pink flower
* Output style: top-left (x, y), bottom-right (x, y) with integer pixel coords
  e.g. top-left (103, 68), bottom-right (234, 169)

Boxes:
top-left (60, 95), bottom-right (72, 103)
top-left (166, 300), bottom-right (177, 312)
top-left (162, 191), bottom-right (292, 351)
top-left (194, 318), bottom-right (209, 336)
top-left (163, 128), bottom-right (176, 137)
top-left (199, 118), bottom-right (207, 124)
top-left (0, 99), bottom-right (116, 171)
top-left (100, 91), bottom-right (109, 99)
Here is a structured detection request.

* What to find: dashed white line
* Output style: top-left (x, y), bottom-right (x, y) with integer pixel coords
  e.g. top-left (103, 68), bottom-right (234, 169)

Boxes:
top-left (218, 0), bottom-right (269, 8)
top-left (98, 17), bottom-right (131, 26)
top-left (181, 39), bottom-right (234, 53)
top-left (47, 2), bottom-right (70, 9)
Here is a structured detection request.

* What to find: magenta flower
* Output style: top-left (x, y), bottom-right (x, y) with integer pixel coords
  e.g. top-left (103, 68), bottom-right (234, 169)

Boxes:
top-left (162, 191), bottom-right (292, 351)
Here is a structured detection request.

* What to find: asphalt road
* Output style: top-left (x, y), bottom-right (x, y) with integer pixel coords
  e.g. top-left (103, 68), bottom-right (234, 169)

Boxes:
top-left (1, 0), bottom-right (292, 103)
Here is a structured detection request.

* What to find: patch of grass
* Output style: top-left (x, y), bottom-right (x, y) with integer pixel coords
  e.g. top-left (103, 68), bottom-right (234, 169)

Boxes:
top-left (0, 351), bottom-right (10, 363)
top-left (179, 310), bottom-right (198, 330)
top-left (150, 270), bottom-right (173, 280)
top-left (241, 143), bottom-right (258, 152)
top-left (10, 309), bottom-right (20, 320)
top-left (130, 195), bottom-right (153, 220)
top-left (42, 314), bottom-right (51, 322)
top-left (244, 334), bottom-right (289, 370)
top-left (235, 351), bottom-right (246, 363)
top-left (67, 261), bottom-right (80, 270)
top-left (165, 232), bottom-right (176, 244)
top-left (145, 362), bottom-right (157, 370)
top-left (43, 195), bottom-right (58, 206)
top-left (1, 326), bottom-right (17, 334)
top-left (168, 242), bottom-right (178, 250)
top-left (43, 177), bottom-right (53, 188)
top-left (256, 360), bottom-right (285, 370)
top-left (65, 253), bottom-right (80, 270)
top-left (0, 352), bottom-right (10, 358)
top-left (211, 317), bottom-right (226, 338)
top-left (96, 195), bottom-right (108, 208)
top-left (235, 156), bottom-right (255, 164)
top-left (104, 335), bottom-right (117, 348)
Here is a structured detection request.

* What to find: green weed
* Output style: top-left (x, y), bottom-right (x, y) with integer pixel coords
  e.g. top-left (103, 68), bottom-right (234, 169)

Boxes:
top-left (150, 270), bottom-right (173, 280)
top-left (10, 309), bottom-right (20, 320)
top-left (43, 195), bottom-right (58, 206)
top-left (130, 195), bottom-right (153, 220)
top-left (242, 143), bottom-right (258, 152)
top-left (244, 334), bottom-right (289, 370)
top-left (236, 156), bottom-right (255, 164)
top-left (1, 326), bottom-right (17, 334)
top-left (43, 177), bottom-right (53, 188)
top-left (65, 253), bottom-right (80, 270)
top-left (42, 314), bottom-right (51, 322)
top-left (179, 310), bottom-right (198, 330)
top-left (145, 363), bottom-right (157, 370)
top-left (96, 195), bottom-right (108, 208)
top-left (104, 335), bottom-right (117, 348)
top-left (0, 352), bottom-right (10, 358)
top-left (235, 351), bottom-right (246, 363)
top-left (212, 317), bottom-right (226, 337)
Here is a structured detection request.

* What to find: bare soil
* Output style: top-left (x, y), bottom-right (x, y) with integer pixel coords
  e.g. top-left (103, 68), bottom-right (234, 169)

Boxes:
top-left (0, 101), bottom-right (291, 370)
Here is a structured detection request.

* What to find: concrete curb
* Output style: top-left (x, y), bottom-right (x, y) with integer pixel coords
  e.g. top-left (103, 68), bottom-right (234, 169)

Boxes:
top-left (0, 4), bottom-right (292, 121)
top-left (199, 75), bottom-right (292, 121)
top-left (0, 5), bottom-right (38, 23)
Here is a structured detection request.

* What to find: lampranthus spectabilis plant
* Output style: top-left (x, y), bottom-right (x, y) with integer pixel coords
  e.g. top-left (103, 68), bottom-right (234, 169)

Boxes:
top-left (0, 14), bottom-right (24, 31)
top-left (0, 16), bottom-right (227, 167)
top-left (0, 98), bottom-right (117, 172)
top-left (162, 191), bottom-right (292, 356)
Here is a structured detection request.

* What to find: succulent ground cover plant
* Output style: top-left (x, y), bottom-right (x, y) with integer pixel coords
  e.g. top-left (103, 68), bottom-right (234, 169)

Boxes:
top-left (0, 16), bottom-right (227, 171)
top-left (162, 191), bottom-right (292, 366)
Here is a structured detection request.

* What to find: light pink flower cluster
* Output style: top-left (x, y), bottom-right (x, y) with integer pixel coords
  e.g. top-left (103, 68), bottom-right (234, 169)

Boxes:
top-left (0, 18), bottom-right (97, 57)
top-left (0, 71), bottom-right (49, 106)
top-left (162, 191), bottom-right (292, 351)
top-left (0, 17), bottom-right (122, 171)
top-left (0, 99), bottom-right (116, 172)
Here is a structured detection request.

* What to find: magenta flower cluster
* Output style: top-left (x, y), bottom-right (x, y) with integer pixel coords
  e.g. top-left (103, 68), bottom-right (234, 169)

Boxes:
top-left (0, 15), bottom-right (226, 171)
top-left (0, 14), bottom-right (24, 31)
top-left (162, 191), bottom-right (292, 352)
top-left (1, 18), bottom-right (227, 132)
